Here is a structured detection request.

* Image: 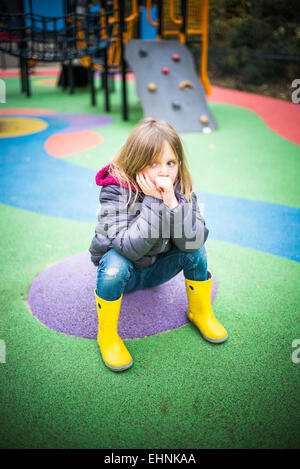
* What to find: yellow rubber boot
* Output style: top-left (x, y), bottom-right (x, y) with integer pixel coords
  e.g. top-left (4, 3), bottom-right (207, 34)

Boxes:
top-left (185, 271), bottom-right (228, 344)
top-left (94, 289), bottom-right (133, 371)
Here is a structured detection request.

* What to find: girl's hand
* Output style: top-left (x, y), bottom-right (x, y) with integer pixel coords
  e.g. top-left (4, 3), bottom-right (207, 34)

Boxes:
top-left (155, 176), bottom-right (174, 196)
top-left (136, 173), bottom-right (163, 200)
top-left (155, 176), bottom-right (179, 209)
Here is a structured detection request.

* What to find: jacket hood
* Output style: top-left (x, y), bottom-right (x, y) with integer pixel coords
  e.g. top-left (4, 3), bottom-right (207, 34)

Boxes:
top-left (95, 163), bottom-right (137, 191)
top-left (95, 163), bottom-right (181, 196)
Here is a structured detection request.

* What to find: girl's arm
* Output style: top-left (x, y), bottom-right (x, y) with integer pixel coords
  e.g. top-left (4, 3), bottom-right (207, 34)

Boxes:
top-left (166, 192), bottom-right (209, 252)
top-left (98, 185), bottom-right (170, 262)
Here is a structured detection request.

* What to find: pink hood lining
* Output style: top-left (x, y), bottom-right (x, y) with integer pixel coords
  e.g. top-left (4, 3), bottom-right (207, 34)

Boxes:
top-left (95, 163), bottom-right (180, 199)
top-left (95, 163), bottom-right (137, 191)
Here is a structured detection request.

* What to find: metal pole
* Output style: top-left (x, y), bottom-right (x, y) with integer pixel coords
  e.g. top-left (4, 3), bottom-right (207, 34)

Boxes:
top-left (19, 13), bottom-right (26, 93)
top-left (118, 0), bottom-right (128, 121)
top-left (24, 60), bottom-right (31, 97)
top-left (181, 0), bottom-right (187, 44)
top-left (20, 57), bottom-right (26, 93)
top-left (28, 0), bottom-right (33, 15)
top-left (157, 0), bottom-right (163, 39)
top-left (89, 65), bottom-right (96, 106)
top-left (102, 0), bottom-right (110, 112)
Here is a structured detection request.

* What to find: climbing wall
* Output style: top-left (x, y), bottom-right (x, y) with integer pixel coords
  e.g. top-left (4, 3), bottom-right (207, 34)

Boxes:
top-left (125, 39), bottom-right (217, 133)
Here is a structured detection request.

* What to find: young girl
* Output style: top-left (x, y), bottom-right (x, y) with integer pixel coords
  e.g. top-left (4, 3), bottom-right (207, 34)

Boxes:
top-left (89, 118), bottom-right (228, 372)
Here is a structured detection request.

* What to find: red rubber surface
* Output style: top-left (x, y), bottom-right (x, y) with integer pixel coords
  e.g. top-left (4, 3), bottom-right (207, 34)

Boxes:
top-left (208, 86), bottom-right (300, 145)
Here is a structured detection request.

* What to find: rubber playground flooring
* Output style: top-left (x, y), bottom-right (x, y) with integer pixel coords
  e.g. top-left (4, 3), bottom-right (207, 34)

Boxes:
top-left (0, 72), bottom-right (300, 449)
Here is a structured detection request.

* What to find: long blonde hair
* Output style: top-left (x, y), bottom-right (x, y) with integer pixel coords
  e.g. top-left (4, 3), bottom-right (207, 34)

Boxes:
top-left (109, 118), bottom-right (193, 207)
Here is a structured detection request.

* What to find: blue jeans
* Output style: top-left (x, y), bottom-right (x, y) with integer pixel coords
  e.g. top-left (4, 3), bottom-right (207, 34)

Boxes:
top-left (96, 243), bottom-right (208, 301)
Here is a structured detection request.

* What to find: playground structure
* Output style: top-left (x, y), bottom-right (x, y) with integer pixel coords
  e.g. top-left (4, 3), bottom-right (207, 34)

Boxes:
top-left (125, 39), bottom-right (217, 132)
top-left (145, 0), bottom-right (211, 94)
top-left (1, 2), bottom-right (300, 450)
top-left (104, 0), bottom-right (211, 94)
top-left (0, 1), bottom-right (123, 114)
top-left (0, 0), bottom-right (213, 128)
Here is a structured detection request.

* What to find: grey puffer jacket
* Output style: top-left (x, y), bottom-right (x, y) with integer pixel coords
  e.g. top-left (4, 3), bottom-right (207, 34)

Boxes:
top-left (89, 163), bottom-right (209, 269)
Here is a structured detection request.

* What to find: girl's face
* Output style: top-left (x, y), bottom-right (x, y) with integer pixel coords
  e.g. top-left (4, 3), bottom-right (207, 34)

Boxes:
top-left (142, 141), bottom-right (179, 185)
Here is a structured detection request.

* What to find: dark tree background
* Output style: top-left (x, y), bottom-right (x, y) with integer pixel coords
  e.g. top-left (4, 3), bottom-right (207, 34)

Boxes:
top-left (189, 0), bottom-right (300, 99)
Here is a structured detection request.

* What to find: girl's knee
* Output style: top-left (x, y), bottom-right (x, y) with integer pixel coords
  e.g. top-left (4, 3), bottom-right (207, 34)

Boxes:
top-left (106, 267), bottom-right (119, 275)
top-left (99, 249), bottom-right (133, 280)
top-left (185, 245), bottom-right (207, 266)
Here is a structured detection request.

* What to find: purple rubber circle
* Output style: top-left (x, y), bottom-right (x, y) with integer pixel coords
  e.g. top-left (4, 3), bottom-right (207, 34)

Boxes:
top-left (28, 251), bottom-right (218, 340)
top-left (57, 114), bottom-right (113, 134)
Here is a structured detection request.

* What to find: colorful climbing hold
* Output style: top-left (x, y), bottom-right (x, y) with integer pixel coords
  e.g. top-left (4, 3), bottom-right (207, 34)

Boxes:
top-left (162, 67), bottom-right (170, 75)
top-left (0, 117), bottom-right (48, 138)
top-left (147, 83), bottom-right (157, 92)
top-left (172, 53), bottom-right (181, 62)
top-left (179, 81), bottom-right (194, 89)
top-left (200, 115), bottom-right (209, 125)
top-left (139, 49), bottom-right (148, 58)
top-left (172, 102), bottom-right (181, 110)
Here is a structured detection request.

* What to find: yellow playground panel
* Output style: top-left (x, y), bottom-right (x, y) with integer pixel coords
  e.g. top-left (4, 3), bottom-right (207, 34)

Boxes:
top-left (77, 0), bottom-right (138, 71)
top-left (146, 0), bottom-right (211, 95)
top-left (107, 0), bottom-right (139, 69)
